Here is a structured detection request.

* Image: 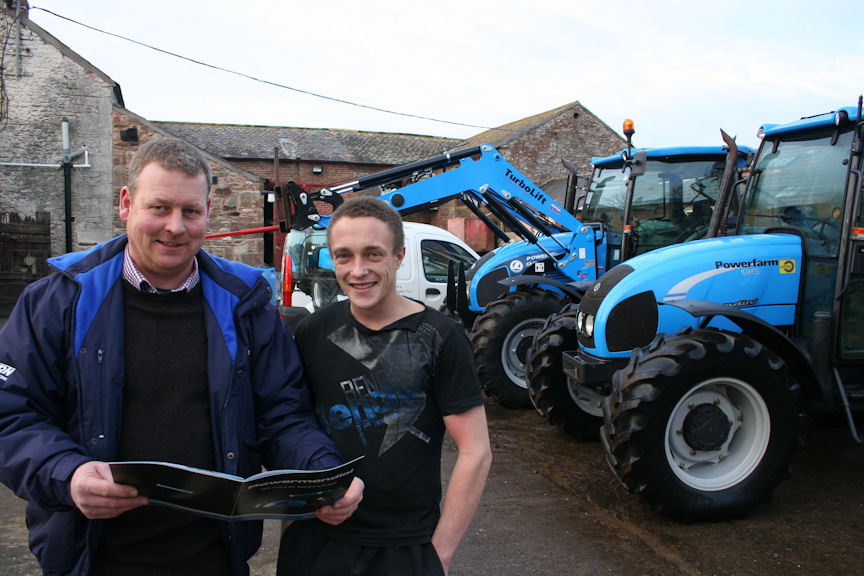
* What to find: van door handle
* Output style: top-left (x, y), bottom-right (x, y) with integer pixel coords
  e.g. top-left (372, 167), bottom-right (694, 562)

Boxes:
top-left (426, 288), bottom-right (441, 296)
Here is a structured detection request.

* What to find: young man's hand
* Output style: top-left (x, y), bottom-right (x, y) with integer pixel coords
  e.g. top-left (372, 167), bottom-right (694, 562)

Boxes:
top-left (314, 476), bottom-right (364, 525)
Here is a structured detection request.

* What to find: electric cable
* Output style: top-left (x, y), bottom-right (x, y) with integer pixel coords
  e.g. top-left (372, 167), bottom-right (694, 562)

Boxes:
top-left (30, 6), bottom-right (494, 131)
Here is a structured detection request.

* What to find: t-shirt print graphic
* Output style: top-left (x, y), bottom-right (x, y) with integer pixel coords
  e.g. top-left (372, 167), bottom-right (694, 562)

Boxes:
top-left (328, 324), bottom-right (430, 456)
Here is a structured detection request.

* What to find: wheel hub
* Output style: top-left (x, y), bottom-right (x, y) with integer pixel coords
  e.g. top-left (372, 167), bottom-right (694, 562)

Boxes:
top-left (663, 376), bottom-right (775, 492)
top-left (501, 319), bottom-right (544, 386)
top-left (682, 403), bottom-right (732, 451)
top-left (667, 385), bottom-right (742, 468)
top-left (513, 334), bottom-right (533, 364)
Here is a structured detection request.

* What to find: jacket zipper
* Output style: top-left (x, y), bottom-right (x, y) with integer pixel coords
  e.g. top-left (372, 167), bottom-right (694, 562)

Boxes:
top-left (95, 347), bottom-right (106, 446)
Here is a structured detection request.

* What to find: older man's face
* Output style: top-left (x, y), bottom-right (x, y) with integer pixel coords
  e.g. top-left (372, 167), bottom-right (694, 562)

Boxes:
top-left (119, 162), bottom-right (210, 289)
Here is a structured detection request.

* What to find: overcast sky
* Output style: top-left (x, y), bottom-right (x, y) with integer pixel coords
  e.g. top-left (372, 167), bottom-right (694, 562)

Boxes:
top-left (25, 0), bottom-right (862, 152)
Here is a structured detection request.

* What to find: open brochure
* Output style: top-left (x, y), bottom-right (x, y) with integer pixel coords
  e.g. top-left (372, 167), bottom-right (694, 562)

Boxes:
top-left (109, 457), bottom-right (362, 520)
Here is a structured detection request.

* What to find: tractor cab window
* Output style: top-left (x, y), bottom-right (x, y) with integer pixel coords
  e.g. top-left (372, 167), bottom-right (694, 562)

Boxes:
top-left (840, 157), bottom-right (864, 358)
top-left (628, 157), bottom-right (726, 255)
top-left (740, 129), bottom-right (852, 257)
top-left (583, 165), bottom-right (629, 235)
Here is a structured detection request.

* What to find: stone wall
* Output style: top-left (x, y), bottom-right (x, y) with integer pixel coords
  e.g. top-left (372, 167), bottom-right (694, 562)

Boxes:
top-left (0, 10), bottom-right (117, 255)
top-left (229, 158), bottom-right (388, 191)
top-left (111, 109), bottom-right (269, 267)
top-left (500, 103), bottom-right (624, 191)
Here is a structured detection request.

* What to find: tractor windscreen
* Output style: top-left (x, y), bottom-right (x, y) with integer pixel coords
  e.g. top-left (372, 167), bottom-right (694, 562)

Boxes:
top-left (741, 128), bottom-right (852, 257)
top-left (584, 157), bottom-right (726, 255)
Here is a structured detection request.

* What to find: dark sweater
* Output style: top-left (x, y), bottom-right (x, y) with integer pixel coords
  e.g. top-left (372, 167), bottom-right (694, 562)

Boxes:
top-left (97, 282), bottom-right (223, 566)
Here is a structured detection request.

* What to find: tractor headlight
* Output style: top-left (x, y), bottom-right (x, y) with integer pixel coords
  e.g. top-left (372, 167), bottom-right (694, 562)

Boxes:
top-left (574, 310), bottom-right (594, 337)
top-left (584, 314), bottom-right (594, 337)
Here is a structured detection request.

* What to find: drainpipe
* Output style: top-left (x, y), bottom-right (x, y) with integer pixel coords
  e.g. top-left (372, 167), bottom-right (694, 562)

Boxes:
top-left (16, 1), bottom-right (23, 77)
top-left (0, 120), bottom-right (90, 252)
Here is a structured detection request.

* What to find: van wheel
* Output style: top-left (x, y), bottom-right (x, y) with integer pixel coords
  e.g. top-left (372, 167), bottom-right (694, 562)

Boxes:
top-left (471, 288), bottom-right (567, 409)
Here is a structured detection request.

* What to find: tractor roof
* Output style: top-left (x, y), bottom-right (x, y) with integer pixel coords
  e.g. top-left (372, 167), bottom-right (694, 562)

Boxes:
top-left (591, 145), bottom-right (754, 168)
top-left (759, 105), bottom-right (860, 138)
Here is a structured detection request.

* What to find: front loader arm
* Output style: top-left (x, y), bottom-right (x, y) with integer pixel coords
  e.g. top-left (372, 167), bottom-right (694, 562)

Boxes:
top-left (278, 145), bottom-right (584, 238)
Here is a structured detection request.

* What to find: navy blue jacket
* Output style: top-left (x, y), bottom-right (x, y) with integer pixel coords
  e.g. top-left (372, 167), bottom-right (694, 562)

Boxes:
top-left (0, 235), bottom-right (342, 576)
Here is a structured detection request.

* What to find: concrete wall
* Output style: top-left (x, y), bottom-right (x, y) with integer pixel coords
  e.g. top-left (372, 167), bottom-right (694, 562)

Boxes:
top-left (1, 10), bottom-right (268, 269)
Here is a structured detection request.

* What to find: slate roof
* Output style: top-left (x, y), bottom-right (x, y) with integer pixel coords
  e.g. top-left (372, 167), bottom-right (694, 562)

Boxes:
top-left (121, 110), bottom-right (262, 180)
top-left (153, 122), bottom-right (461, 165)
top-left (458, 101), bottom-right (584, 149)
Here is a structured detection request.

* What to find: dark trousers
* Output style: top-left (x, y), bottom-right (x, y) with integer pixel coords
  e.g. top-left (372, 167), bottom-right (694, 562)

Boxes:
top-left (277, 522), bottom-right (445, 576)
top-left (91, 538), bottom-right (232, 576)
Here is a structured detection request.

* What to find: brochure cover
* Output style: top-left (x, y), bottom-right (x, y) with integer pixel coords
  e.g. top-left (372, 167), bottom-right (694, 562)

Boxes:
top-left (109, 457), bottom-right (361, 520)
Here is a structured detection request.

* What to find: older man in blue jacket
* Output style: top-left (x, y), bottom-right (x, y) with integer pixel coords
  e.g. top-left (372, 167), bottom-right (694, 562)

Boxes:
top-left (0, 138), bottom-right (361, 576)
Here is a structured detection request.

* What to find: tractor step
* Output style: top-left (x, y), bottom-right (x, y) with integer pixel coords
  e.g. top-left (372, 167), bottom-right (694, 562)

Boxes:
top-left (835, 368), bottom-right (863, 444)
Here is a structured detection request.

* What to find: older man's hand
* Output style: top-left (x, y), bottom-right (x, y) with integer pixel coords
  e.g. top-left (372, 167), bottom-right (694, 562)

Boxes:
top-left (70, 461), bottom-right (149, 519)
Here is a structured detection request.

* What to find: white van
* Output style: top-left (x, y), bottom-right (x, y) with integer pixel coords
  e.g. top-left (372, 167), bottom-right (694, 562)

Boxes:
top-left (280, 221), bottom-right (479, 314)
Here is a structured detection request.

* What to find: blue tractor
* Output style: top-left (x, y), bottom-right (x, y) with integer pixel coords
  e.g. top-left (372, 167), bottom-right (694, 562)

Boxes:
top-left (278, 135), bottom-right (752, 409)
top-left (559, 101), bottom-right (864, 521)
top-left (520, 138), bottom-right (754, 414)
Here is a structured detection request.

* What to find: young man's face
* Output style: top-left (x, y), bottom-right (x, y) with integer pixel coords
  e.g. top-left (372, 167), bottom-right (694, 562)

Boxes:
top-left (329, 216), bottom-right (405, 316)
top-left (119, 162), bottom-right (210, 289)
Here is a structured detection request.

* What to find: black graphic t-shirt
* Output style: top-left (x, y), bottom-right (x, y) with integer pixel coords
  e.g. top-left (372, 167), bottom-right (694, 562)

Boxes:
top-left (292, 300), bottom-right (483, 546)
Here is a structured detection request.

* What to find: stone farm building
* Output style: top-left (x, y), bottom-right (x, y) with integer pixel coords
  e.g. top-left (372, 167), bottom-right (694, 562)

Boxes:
top-left (0, 2), bottom-right (624, 314)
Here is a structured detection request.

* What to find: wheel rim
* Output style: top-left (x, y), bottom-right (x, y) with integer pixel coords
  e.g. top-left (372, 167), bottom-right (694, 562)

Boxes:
top-left (566, 380), bottom-right (604, 417)
top-left (665, 377), bottom-right (770, 491)
top-left (500, 318), bottom-right (545, 388)
top-left (312, 282), bottom-right (326, 308)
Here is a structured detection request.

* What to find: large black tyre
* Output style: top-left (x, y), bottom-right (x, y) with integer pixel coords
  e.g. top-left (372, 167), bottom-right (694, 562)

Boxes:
top-left (311, 276), bottom-right (341, 311)
top-left (527, 304), bottom-right (603, 439)
top-left (470, 288), bottom-right (567, 409)
top-left (601, 328), bottom-right (801, 522)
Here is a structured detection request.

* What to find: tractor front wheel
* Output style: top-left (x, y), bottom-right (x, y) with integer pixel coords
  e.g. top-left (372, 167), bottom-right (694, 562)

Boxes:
top-left (602, 328), bottom-right (800, 522)
top-left (527, 304), bottom-right (602, 439)
top-left (471, 288), bottom-right (567, 409)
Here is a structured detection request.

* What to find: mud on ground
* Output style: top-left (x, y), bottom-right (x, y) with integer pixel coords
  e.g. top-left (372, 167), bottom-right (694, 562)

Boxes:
top-left (2, 402), bottom-right (862, 575)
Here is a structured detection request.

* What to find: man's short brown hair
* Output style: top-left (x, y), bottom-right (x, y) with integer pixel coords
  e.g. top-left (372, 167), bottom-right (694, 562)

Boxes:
top-left (327, 197), bottom-right (404, 252)
top-left (127, 138), bottom-right (212, 196)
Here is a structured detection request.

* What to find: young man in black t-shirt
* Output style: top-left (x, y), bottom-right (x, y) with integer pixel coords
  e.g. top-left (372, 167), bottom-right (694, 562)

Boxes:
top-left (278, 198), bottom-right (492, 576)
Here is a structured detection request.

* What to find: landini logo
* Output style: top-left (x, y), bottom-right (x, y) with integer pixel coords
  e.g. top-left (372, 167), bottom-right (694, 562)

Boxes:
top-left (713, 257), bottom-right (797, 273)
top-left (779, 259), bottom-right (796, 274)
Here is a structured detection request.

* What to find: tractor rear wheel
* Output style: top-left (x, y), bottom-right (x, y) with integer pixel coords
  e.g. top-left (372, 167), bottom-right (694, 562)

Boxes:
top-left (470, 288), bottom-right (567, 409)
top-left (527, 304), bottom-right (602, 439)
top-left (602, 328), bottom-right (800, 522)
